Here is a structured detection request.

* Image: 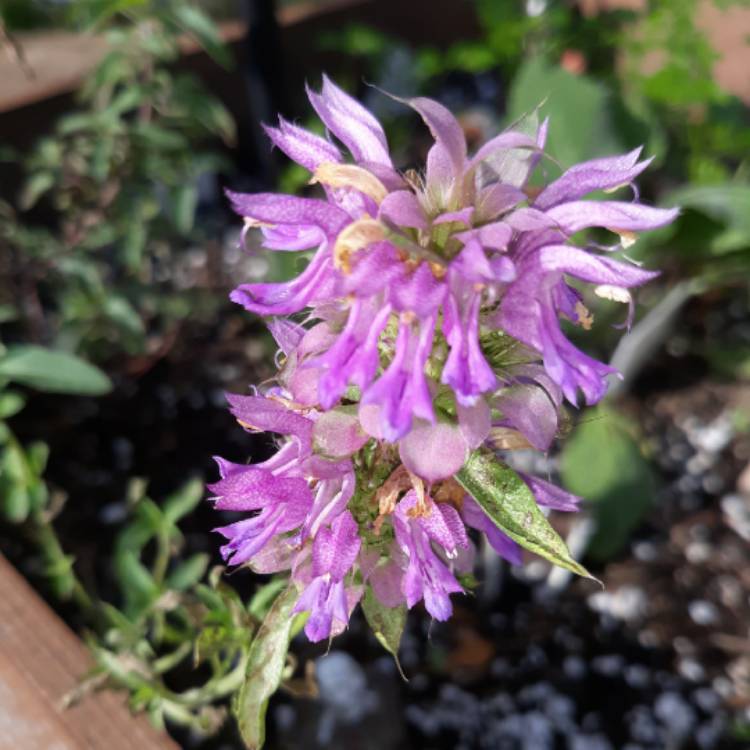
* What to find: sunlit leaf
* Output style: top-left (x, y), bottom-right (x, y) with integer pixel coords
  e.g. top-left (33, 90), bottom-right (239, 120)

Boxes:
top-left (507, 57), bottom-right (623, 168)
top-left (456, 449), bottom-right (595, 579)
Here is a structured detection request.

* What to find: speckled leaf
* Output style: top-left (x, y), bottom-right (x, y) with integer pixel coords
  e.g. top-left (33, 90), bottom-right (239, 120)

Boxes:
top-left (361, 586), bottom-right (406, 657)
top-left (235, 585), bottom-right (298, 750)
top-left (456, 450), bottom-right (595, 580)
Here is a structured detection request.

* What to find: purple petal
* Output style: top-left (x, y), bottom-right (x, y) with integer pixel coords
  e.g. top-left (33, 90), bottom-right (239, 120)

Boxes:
top-left (537, 302), bottom-right (616, 405)
top-left (266, 317), bottom-right (304, 356)
top-left (403, 96), bottom-right (467, 182)
top-left (504, 207), bottom-right (558, 231)
top-left (534, 148), bottom-right (651, 210)
top-left (225, 191), bottom-right (351, 236)
top-left (435, 502), bottom-right (470, 552)
top-left (457, 399), bottom-right (491, 450)
top-left (263, 116), bottom-right (341, 172)
top-left (361, 317), bottom-right (436, 441)
top-left (461, 496), bottom-right (522, 565)
top-left (379, 190), bottom-right (429, 229)
top-left (506, 363), bottom-right (563, 408)
top-left (426, 142), bottom-right (455, 189)
top-left (546, 200), bottom-right (679, 234)
top-left (537, 245), bottom-right (659, 287)
top-left (308, 78), bottom-right (392, 167)
top-left (521, 473), bottom-right (581, 512)
top-left (248, 535), bottom-right (298, 574)
top-left (476, 183), bottom-right (526, 221)
top-left (456, 221), bottom-right (514, 251)
top-left (388, 262), bottom-right (447, 317)
top-left (231, 244), bottom-right (334, 315)
top-left (225, 393), bottom-right (313, 445)
top-left (314, 299), bottom-right (392, 408)
top-left (434, 207), bottom-right (474, 226)
top-left (313, 409), bottom-right (370, 458)
top-left (300, 473), bottom-right (355, 541)
top-left (370, 557), bottom-right (406, 608)
top-left (342, 241), bottom-right (405, 297)
top-left (399, 420), bottom-right (469, 483)
top-left (467, 131), bottom-right (538, 172)
top-left (208, 462), bottom-right (312, 511)
top-left (312, 510), bottom-right (361, 581)
top-left (493, 383), bottom-right (559, 452)
top-left (260, 224), bottom-right (325, 251)
top-left (450, 239), bottom-right (495, 283)
top-left (441, 289), bottom-right (497, 404)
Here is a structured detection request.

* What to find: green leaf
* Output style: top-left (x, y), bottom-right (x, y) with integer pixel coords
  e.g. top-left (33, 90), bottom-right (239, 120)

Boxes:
top-left (663, 183), bottom-right (750, 255)
top-left (560, 410), bottom-right (655, 560)
top-left (0, 390), bottom-right (26, 419)
top-left (172, 6), bottom-right (232, 68)
top-left (507, 57), bottom-right (623, 169)
top-left (25, 441), bottom-right (49, 475)
top-left (172, 183), bottom-right (198, 235)
top-left (115, 550), bottom-right (161, 614)
top-left (122, 220), bottom-right (147, 272)
top-left (248, 579), bottom-right (287, 621)
top-left (456, 449), bottom-right (594, 580)
top-left (166, 553), bottom-right (209, 591)
top-left (20, 172), bottom-right (55, 210)
top-left (0, 304), bottom-right (19, 323)
top-left (235, 586), bottom-right (299, 750)
top-left (162, 479), bottom-right (204, 524)
top-left (0, 346), bottom-right (112, 395)
top-left (1, 482), bottom-right (30, 523)
top-left (361, 586), bottom-right (406, 658)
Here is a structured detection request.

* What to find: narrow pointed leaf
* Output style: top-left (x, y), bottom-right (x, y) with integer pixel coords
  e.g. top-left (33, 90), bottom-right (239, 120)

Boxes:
top-left (456, 450), bottom-right (595, 580)
top-left (235, 585), bottom-right (298, 750)
top-left (361, 586), bottom-right (406, 658)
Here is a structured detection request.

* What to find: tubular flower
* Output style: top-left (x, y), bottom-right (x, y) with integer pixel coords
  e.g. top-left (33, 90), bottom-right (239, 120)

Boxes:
top-left (211, 77), bottom-right (676, 643)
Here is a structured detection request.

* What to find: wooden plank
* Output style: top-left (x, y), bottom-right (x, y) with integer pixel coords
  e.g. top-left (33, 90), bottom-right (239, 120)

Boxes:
top-left (0, 19), bottom-right (248, 114)
top-left (0, 2), bottom-right (368, 114)
top-left (0, 554), bottom-right (178, 750)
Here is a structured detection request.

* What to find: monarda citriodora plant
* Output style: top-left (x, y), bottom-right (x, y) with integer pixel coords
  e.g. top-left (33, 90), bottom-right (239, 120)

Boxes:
top-left (209, 76), bottom-right (676, 743)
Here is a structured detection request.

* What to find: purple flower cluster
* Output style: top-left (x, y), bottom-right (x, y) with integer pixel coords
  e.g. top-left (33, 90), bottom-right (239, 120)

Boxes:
top-left (210, 77), bottom-right (676, 642)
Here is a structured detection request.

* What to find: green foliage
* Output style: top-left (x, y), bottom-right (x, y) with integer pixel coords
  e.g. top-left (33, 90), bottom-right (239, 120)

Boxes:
top-left (1, 0), bottom-right (236, 360)
top-left (235, 586), bottom-right (305, 750)
top-left (0, 345), bottom-right (112, 395)
top-left (507, 57), bottom-right (624, 168)
top-left (663, 184), bottom-right (750, 257)
top-left (361, 585), bottom-right (406, 660)
top-left (560, 411), bottom-right (656, 561)
top-left (1, 451), bottom-right (296, 738)
top-left (456, 449), bottom-right (595, 580)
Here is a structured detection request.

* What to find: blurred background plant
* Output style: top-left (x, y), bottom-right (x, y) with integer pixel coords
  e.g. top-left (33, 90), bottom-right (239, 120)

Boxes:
top-left (1, 0), bottom-right (749, 748)
top-left (1, 0), bottom-right (236, 361)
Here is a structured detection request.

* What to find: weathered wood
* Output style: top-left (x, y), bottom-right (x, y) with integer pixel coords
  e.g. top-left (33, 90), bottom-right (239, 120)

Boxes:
top-left (0, 554), bottom-right (178, 750)
top-left (0, 1), bottom-right (364, 114)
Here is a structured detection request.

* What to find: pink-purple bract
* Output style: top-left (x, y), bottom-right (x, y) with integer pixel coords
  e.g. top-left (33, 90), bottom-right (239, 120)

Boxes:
top-left (210, 76), bottom-right (677, 641)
